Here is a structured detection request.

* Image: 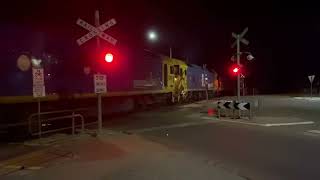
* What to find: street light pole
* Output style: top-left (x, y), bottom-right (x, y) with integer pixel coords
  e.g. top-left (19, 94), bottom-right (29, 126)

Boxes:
top-left (236, 35), bottom-right (241, 101)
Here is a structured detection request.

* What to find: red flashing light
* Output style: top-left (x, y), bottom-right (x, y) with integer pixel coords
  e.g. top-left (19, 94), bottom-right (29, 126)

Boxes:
top-left (233, 67), bottom-right (239, 73)
top-left (105, 53), bottom-right (113, 63)
top-left (230, 64), bottom-right (241, 76)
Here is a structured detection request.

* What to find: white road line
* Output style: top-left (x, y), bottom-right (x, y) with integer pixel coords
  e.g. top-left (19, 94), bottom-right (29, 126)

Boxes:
top-left (202, 117), bottom-right (314, 127)
top-left (307, 130), bottom-right (320, 134)
top-left (264, 121), bottom-right (314, 127)
top-left (293, 97), bottom-right (320, 101)
top-left (179, 104), bottom-right (204, 108)
top-left (202, 117), bottom-right (265, 127)
top-left (127, 120), bottom-right (218, 133)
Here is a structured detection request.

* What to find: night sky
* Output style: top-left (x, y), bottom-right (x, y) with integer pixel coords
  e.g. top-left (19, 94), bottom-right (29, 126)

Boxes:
top-left (1, 1), bottom-right (319, 93)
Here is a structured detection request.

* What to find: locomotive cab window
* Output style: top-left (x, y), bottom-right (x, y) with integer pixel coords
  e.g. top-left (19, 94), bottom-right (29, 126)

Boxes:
top-left (174, 65), bottom-right (179, 75)
top-left (170, 66), bottom-right (174, 74)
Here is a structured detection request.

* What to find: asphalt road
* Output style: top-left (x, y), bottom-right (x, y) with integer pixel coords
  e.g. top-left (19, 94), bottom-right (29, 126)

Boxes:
top-left (254, 96), bottom-right (320, 123)
top-left (3, 95), bottom-right (320, 179)
top-left (114, 96), bottom-right (320, 179)
top-left (142, 122), bottom-right (320, 180)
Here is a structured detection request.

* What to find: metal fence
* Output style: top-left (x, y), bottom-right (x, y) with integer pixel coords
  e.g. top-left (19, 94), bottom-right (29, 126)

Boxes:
top-left (28, 108), bottom-right (88, 138)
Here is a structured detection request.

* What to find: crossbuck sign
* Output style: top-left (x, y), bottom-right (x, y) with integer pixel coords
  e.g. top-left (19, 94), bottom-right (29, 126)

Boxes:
top-left (76, 18), bottom-right (117, 46)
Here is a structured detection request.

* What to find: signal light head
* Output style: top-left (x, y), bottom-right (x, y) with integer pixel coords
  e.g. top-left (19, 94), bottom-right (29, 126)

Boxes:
top-left (105, 53), bottom-right (113, 63)
top-left (233, 67), bottom-right (239, 73)
top-left (230, 64), bottom-right (241, 76)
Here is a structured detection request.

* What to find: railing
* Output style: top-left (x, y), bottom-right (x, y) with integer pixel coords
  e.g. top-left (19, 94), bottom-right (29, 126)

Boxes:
top-left (38, 113), bottom-right (84, 137)
top-left (28, 108), bottom-right (88, 138)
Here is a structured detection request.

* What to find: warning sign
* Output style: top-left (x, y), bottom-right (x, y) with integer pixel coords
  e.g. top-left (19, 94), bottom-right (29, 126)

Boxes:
top-left (32, 68), bottom-right (45, 97)
top-left (94, 74), bottom-right (107, 94)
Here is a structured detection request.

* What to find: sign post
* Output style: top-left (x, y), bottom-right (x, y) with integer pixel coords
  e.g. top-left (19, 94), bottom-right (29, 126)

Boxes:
top-left (308, 75), bottom-right (315, 97)
top-left (94, 74), bottom-right (107, 133)
top-left (32, 68), bottom-right (45, 138)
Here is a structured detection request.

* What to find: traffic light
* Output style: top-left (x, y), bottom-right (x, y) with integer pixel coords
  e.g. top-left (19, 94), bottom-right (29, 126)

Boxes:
top-left (104, 53), bottom-right (113, 63)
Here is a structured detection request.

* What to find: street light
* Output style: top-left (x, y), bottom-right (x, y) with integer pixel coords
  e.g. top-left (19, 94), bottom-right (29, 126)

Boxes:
top-left (147, 30), bottom-right (158, 41)
top-left (146, 29), bottom-right (172, 58)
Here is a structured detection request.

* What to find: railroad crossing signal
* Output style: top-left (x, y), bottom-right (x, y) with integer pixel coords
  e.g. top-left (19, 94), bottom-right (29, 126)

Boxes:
top-left (77, 10), bottom-right (117, 135)
top-left (76, 17), bottom-right (117, 46)
top-left (231, 27), bottom-right (249, 102)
